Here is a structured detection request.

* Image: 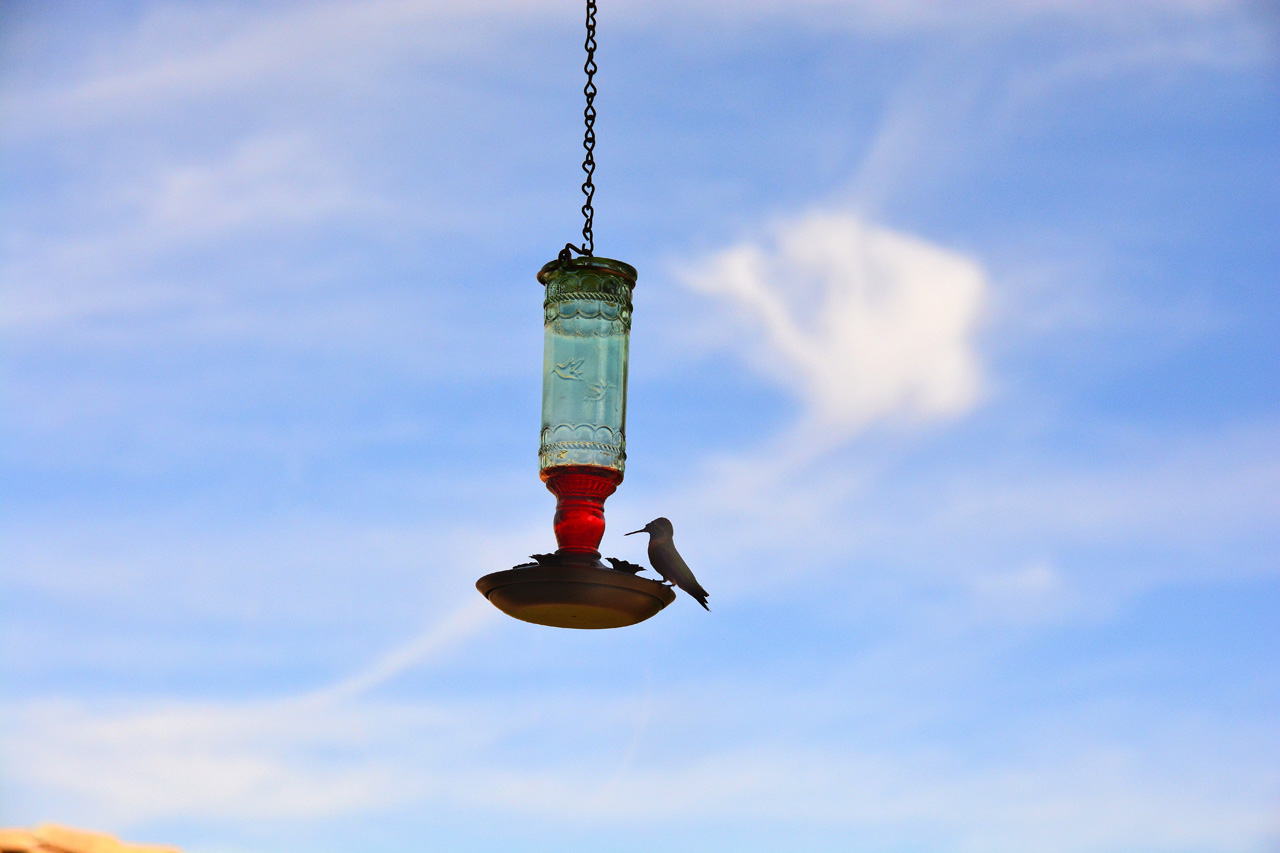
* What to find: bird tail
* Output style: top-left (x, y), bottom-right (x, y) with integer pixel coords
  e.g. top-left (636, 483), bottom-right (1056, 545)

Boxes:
top-left (691, 587), bottom-right (710, 611)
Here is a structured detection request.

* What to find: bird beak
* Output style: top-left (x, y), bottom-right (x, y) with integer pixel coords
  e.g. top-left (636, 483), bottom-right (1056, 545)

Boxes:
top-left (624, 529), bottom-right (644, 536)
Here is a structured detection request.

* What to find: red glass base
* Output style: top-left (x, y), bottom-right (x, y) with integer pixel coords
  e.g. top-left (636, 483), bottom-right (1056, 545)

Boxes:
top-left (541, 465), bottom-right (623, 559)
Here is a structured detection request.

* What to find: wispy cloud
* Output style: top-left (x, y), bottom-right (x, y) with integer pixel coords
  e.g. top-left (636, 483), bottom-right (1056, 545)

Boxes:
top-left (2, 0), bottom-right (1257, 138)
top-left (1, 1), bottom-right (522, 137)
top-left (2, 595), bottom-right (500, 825)
top-left (7, 660), bottom-right (1275, 852)
top-left (1, 132), bottom-right (366, 330)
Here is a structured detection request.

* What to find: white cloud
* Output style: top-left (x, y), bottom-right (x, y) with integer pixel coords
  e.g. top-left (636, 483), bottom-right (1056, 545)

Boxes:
top-left (684, 213), bottom-right (986, 443)
top-left (6, 676), bottom-right (1274, 852)
top-left (1, 1), bottom-right (513, 137)
top-left (0, 133), bottom-right (363, 330)
top-left (935, 424), bottom-right (1280, 551)
top-left (2, 597), bottom-right (500, 825)
top-left (967, 561), bottom-right (1073, 624)
top-left (639, 0), bottom-right (1249, 32)
top-left (5, 698), bottom-right (422, 824)
top-left (144, 134), bottom-right (363, 240)
top-left (1, 0), bottom-right (1254, 138)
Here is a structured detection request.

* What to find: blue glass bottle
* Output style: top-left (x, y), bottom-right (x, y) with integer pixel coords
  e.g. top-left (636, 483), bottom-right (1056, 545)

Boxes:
top-left (538, 257), bottom-right (634, 475)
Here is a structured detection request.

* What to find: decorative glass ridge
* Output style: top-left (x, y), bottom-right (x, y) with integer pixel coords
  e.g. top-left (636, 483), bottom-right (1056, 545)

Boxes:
top-left (537, 257), bottom-right (635, 476)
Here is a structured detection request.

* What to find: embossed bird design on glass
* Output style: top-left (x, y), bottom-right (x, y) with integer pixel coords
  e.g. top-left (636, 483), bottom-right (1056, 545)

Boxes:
top-left (551, 357), bottom-right (586, 380)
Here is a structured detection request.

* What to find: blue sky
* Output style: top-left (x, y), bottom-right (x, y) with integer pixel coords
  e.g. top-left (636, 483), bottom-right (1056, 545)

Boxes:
top-left (1, 1), bottom-right (1277, 851)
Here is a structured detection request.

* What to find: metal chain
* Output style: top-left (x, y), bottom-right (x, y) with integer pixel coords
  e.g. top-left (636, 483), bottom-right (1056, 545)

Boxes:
top-left (561, 0), bottom-right (597, 263)
top-left (580, 0), bottom-right (598, 256)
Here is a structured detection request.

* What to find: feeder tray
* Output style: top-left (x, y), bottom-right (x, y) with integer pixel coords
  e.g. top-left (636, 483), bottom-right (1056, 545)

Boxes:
top-left (477, 562), bottom-right (675, 629)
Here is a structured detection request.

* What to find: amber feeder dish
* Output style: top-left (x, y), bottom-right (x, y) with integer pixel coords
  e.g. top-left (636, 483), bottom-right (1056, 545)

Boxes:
top-left (477, 562), bottom-right (675, 629)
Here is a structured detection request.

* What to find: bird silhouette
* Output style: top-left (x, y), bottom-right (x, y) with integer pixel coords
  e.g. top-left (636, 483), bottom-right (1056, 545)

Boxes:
top-left (626, 517), bottom-right (710, 610)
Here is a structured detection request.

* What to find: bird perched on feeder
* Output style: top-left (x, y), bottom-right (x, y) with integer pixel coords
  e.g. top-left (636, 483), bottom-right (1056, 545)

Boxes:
top-left (626, 517), bottom-right (709, 610)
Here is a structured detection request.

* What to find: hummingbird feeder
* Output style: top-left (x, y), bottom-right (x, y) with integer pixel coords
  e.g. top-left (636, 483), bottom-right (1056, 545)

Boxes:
top-left (475, 0), bottom-right (675, 629)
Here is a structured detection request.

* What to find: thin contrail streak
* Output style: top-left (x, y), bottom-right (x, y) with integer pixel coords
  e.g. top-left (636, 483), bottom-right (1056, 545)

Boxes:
top-left (301, 597), bottom-right (497, 706)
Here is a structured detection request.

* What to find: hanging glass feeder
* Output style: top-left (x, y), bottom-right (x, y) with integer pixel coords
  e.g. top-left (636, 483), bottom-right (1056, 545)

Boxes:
top-left (475, 0), bottom-right (675, 629)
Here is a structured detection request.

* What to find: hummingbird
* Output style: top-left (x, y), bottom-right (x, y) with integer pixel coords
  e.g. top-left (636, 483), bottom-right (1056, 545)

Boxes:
top-left (626, 517), bottom-right (710, 610)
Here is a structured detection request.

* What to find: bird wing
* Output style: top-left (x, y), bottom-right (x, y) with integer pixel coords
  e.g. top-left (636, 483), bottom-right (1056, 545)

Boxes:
top-left (654, 541), bottom-right (710, 610)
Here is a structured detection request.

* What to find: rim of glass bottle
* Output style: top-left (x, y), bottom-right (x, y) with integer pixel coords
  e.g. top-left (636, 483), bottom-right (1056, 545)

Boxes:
top-left (537, 256), bottom-right (637, 286)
